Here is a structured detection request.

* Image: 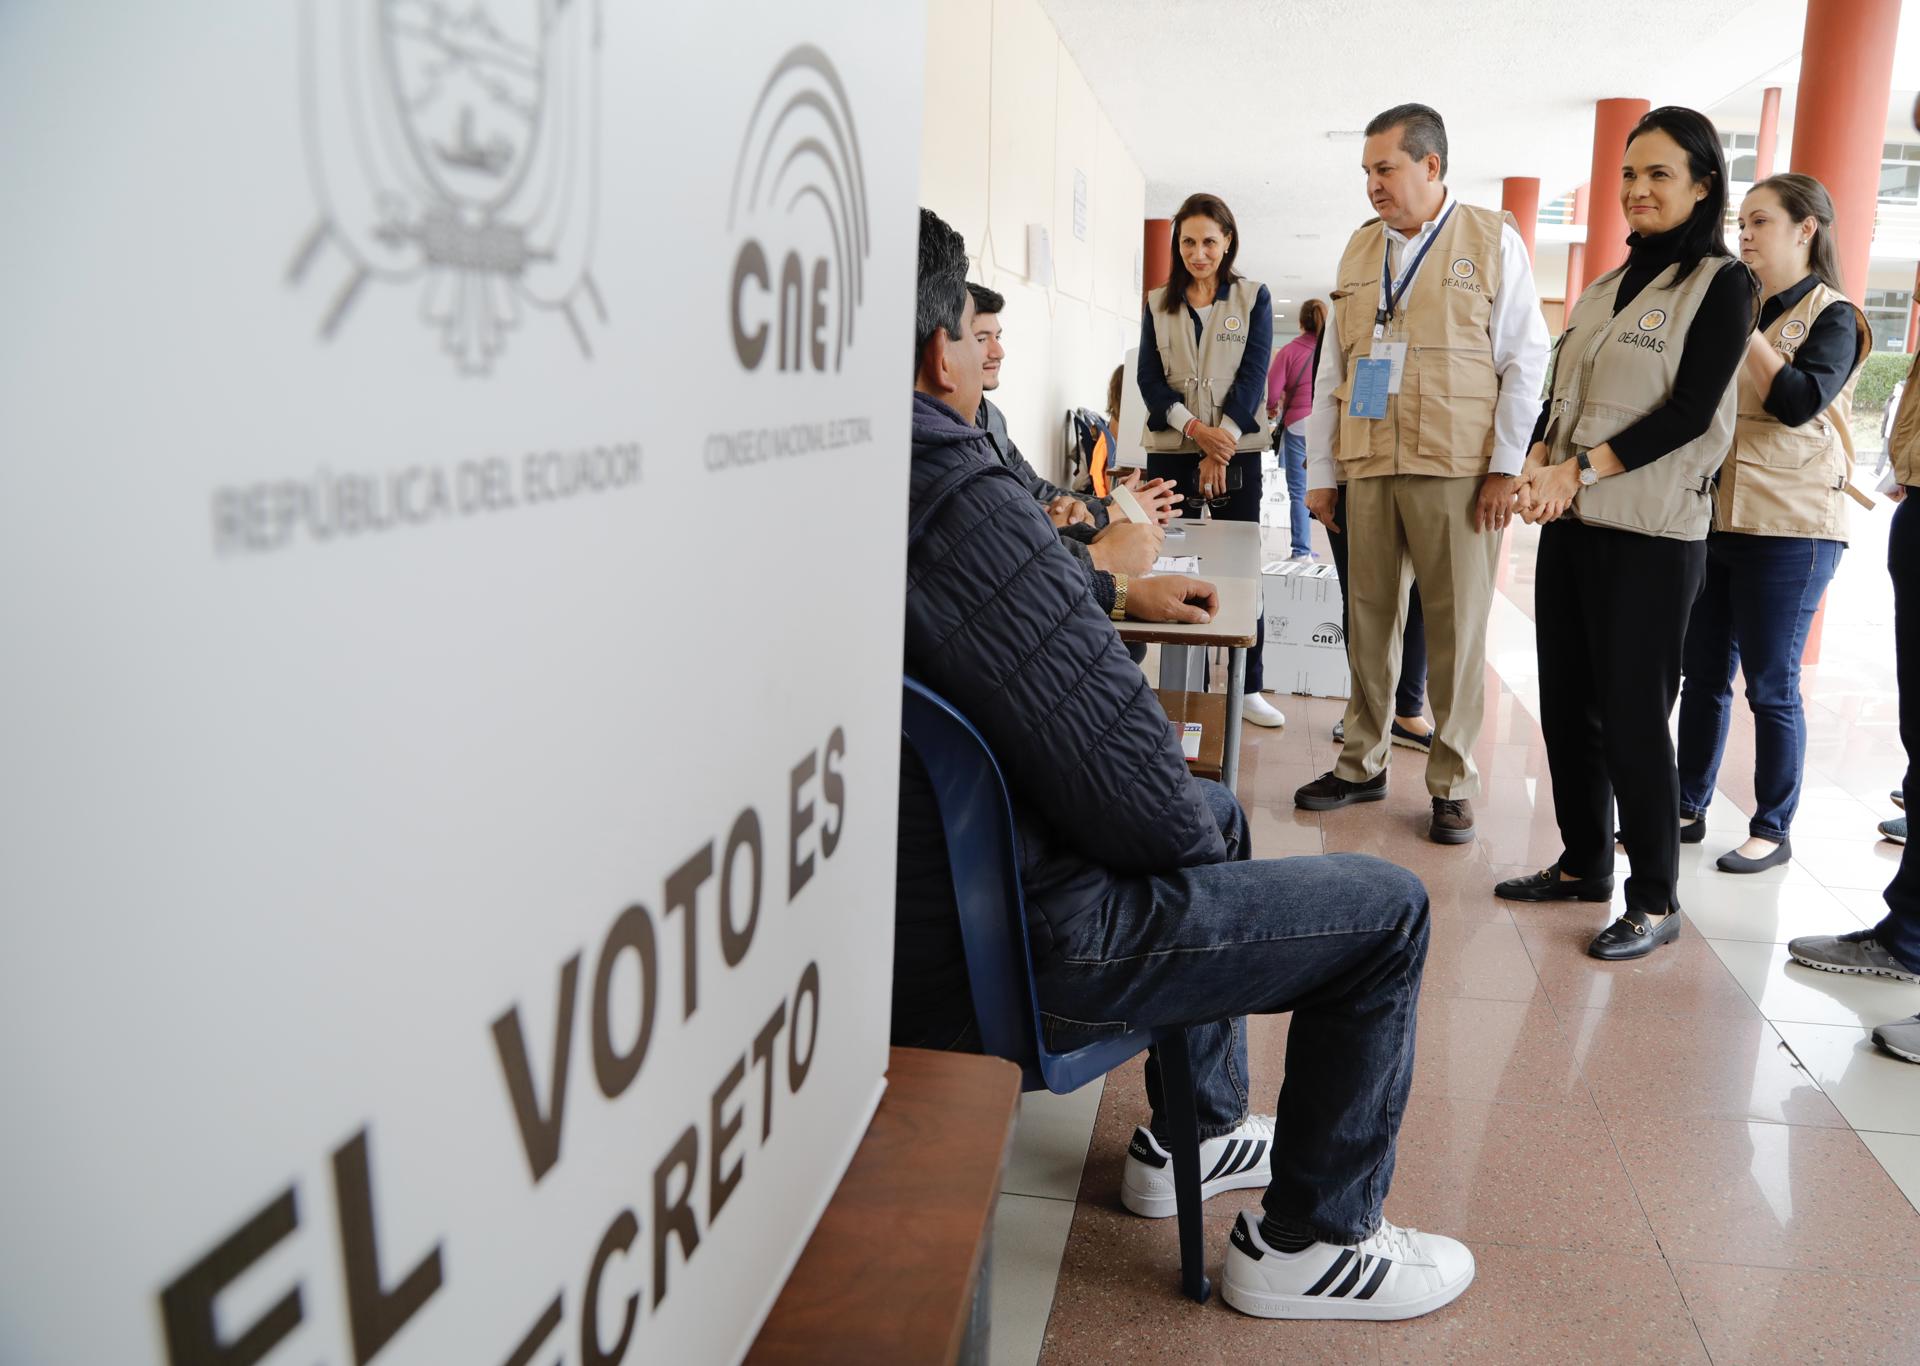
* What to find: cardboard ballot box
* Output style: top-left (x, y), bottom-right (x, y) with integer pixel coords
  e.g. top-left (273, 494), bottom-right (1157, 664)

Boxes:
top-left (1260, 559), bottom-right (1350, 699)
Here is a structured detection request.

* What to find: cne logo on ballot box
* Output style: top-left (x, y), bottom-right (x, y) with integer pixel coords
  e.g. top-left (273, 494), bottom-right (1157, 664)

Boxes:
top-left (1260, 561), bottom-right (1352, 699)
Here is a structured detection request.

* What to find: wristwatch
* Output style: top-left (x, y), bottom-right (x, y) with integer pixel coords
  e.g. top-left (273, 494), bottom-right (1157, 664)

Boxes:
top-left (1110, 573), bottom-right (1129, 620)
top-left (1576, 451), bottom-right (1598, 487)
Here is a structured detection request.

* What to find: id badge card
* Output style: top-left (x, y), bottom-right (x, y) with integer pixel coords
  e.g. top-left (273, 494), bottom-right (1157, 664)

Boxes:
top-left (1348, 357), bottom-right (1392, 420)
top-left (1369, 340), bottom-right (1408, 395)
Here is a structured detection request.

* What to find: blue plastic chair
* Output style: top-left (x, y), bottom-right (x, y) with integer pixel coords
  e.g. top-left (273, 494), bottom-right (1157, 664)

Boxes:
top-left (900, 675), bottom-right (1211, 1303)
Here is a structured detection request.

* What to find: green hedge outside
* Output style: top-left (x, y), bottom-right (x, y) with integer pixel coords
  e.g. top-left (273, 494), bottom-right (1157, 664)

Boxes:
top-left (1857, 352), bottom-right (1914, 413)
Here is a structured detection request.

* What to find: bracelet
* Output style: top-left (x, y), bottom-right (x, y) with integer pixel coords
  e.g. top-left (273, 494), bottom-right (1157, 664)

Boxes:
top-left (1183, 418), bottom-right (1200, 439)
top-left (1109, 573), bottom-right (1129, 620)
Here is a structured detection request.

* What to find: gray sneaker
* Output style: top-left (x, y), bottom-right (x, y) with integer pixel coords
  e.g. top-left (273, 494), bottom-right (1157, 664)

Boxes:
top-left (1788, 930), bottom-right (1920, 983)
top-left (1873, 1014), bottom-right (1920, 1063)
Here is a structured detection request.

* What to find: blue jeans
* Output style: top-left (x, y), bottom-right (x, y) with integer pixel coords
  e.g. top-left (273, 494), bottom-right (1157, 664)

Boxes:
top-left (1677, 532), bottom-right (1842, 842)
top-left (1878, 494), bottom-right (1920, 972)
top-left (1035, 780), bottom-right (1429, 1242)
top-left (1281, 427), bottom-right (1313, 557)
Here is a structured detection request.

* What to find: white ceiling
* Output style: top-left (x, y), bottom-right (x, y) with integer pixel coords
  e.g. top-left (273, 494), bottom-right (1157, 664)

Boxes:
top-left (1039, 0), bottom-right (1839, 324)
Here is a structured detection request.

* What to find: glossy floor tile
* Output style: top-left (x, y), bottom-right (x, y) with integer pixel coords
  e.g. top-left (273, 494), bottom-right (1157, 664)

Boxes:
top-left (1773, 1020), bottom-right (1920, 1136)
top-left (1674, 1260), bottom-right (1920, 1366)
top-left (1859, 1130), bottom-right (1920, 1213)
top-left (1710, 939), bottom-right (1920, 1028)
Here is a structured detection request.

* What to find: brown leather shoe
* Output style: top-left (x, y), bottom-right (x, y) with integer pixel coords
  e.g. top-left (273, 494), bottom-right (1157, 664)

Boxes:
top-left (1293, 769), bottom-right (1388, 811)
top-left (1430, 797), bottom-right (1475, 845)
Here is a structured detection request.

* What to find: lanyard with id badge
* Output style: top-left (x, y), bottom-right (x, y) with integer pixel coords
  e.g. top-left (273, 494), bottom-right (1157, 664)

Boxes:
top-left (1349, 203), bottom-right (1456, 420)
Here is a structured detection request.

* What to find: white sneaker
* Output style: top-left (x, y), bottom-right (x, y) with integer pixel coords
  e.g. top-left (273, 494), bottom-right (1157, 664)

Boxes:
top-left (1120, 1115), bottom-right (1275, 1218)
top-left (1222, 1209), bottom-right (1475, 1322)
top-left (1243, 694), bottom-right (1286, 728)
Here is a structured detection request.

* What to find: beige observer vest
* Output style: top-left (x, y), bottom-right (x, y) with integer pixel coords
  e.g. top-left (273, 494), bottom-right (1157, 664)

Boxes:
top-left (1887, 349), bottom-right (1920, 488)
top-left (1327, 202), bottom-right (1510, 480)
top-left (1715, 282), bottom-right (1868, 539)
top-left (1544, 257), bottom-right (1746, 541)
top-left (1141, 277), bottom-right (1272, 454)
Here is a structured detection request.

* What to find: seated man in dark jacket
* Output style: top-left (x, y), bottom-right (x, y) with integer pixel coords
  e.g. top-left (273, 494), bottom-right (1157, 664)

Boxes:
top-left (896, 208), bottom-right (1471, 1323)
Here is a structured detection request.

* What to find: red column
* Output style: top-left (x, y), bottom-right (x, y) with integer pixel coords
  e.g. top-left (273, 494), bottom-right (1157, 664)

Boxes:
top-left (1142, 218), bottom-right (1171, 301)
top-left (1565, 182), bottom-right (1590, 303)
top-left (1790, 0), bottom-right (1901, 297)
top-left (1754, 86), bottom-right (1783, 181)
top-left (1583, 98), bottom-right (1651, 285)
top-left (1502, 177), bottom-right (1541, 262)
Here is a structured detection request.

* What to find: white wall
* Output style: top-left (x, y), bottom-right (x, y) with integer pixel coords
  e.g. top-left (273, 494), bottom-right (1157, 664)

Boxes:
top-left (921, 0), bottom-right (1147, 484)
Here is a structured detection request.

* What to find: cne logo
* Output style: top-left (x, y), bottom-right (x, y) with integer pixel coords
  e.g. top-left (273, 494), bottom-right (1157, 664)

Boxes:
top-left (1781, 319), bottom-right (1808, 341)
top-left (1638, 309), bottom-right (1668, 332)
top-left (1450, 258), bottom-right (1475, 279)
top-left (1310, 621), bottom-right (1345, 647)
top-left (729, 46), bottom-right (870, 373)
top-left (290, 0), bottom-right (607, 375)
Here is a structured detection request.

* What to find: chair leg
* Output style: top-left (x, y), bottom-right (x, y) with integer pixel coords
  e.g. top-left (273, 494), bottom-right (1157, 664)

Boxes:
top-left (1153, 1026), bottom-right (1212, 1304)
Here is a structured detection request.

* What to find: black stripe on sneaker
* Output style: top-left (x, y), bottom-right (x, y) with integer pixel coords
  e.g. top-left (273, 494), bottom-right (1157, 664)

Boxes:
top-left (1355, 1257), bottom-right (1393, 1300)
top-left (1236, 1139), bottom-right (1268, 1176)
top-left (1203, 1140), bottom-right (1241, 1184)
top-left (1330, 1254), bottom-right (1369, 1298)
top-left (1303, 1249), bottom-right (1354, 1296)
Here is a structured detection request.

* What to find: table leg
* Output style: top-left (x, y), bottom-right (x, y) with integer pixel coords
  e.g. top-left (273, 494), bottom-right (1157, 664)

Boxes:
top-left (1222, 647), bottom-right (1246, 794)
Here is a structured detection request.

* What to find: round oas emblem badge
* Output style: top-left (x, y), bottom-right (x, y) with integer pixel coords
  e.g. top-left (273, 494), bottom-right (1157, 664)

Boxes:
top-left (1638, 308), bottom-right (1668, 332)
top-left (1451, 258), bottom-right (1475, 279)
top-left (1781, 319), bottom-right (1808, 341)
top-left (1223, 315), bottom-right (1243, 332)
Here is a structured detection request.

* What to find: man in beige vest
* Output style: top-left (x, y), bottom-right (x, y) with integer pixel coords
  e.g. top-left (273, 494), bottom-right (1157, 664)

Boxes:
top-left (1294, 103), bottom-right (1549, 844)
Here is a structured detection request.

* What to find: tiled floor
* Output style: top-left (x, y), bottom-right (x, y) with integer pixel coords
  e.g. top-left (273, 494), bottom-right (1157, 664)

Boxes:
top-left (988, 506), bottom-right (1920, 1365)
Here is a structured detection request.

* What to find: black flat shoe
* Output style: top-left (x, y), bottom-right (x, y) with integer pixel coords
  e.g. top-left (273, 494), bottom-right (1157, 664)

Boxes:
top-left (1716, 839), bottom-right (1792, 874)
top-left (1614, 821), bottom-right (1706, 846)
top-left (1494, 863), bottom-right (1615, 903)
top-left (1588, 911), bottom-right (1681, 960)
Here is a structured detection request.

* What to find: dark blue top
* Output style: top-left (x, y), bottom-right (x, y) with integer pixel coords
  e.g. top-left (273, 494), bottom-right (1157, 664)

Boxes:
top-left (1137, 278), bottom-right (1273, 437)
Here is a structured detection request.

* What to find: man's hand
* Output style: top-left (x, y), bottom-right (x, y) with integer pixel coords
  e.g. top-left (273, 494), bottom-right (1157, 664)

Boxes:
top-left (1126, 574), bottom-right (1218, 624)
top-left (1132, 477), bottom-right (1184, 525)
top-left (1047, 495), bottom-right (1094, 528)
top-left (1891, 485), bottom-right (1908, 505)
top-left (1090, 520), bottom-right (1164, 575)
top-left (1306, 486), bottom-right (1340, 533)
top-left (1475, 473), bottom-right (1519, 533)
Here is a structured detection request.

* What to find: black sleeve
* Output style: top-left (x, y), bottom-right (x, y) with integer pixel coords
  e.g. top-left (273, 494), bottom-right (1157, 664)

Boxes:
top-left (1762, 300), bottom-right (1865, 428)
top-left (1530, 397), bottom-right (1551, 448)
top-left (1088, 565), bottom-right (1116, 614)
top-left (1138, 306), bottom-right (1183, 430)
top-left (1609, 262), bottom-right (1756, 471)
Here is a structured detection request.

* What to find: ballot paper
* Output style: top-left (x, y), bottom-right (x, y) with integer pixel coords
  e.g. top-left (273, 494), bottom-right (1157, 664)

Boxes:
top-left (1109, 482), bottom-right (1151, 524)
top-left (1152, 555), bottom-right (1200, 574)
top-left (1181, 722), bottom-right (1203, 761)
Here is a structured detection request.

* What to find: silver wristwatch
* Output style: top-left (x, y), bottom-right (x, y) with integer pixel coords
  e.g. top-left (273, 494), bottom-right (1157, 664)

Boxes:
top-left (1576, 451), bottom-right (1599, 487)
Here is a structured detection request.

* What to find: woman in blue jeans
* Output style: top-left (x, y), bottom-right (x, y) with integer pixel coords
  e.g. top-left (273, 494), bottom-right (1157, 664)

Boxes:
top-left (1677, 174), bottom-right (1870, 873)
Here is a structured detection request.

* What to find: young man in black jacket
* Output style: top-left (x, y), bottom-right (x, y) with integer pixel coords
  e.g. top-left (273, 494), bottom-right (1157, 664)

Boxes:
top-left (896, 207), bottom-right (1472, 1322)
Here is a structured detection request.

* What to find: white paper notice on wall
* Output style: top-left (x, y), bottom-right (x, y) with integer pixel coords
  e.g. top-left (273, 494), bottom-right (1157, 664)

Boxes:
top-left (0, 5), bottom-right (923, 1364)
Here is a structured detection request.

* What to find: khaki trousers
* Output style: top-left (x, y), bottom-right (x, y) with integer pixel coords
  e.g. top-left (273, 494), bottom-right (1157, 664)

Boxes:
top-left (1334, 473), bottom-right (1499, 799)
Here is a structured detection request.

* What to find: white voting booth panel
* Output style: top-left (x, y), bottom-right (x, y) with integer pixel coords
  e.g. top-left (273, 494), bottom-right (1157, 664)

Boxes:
top-left (0, 5), bottom-right (920, 1364)
top-left (1262, 561), bottom-right (1352, 698)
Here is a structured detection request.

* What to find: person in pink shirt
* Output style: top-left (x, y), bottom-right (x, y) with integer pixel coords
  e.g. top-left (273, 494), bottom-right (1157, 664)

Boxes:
top-left (1266, 301), bottom-right (1322, 558)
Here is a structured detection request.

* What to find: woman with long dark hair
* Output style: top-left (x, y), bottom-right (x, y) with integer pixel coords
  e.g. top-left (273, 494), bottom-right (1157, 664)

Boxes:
top-left (1496, 107), bottom-right (1758, 960)
top-left (1677, 173), bottom-right (1869, 874)
top-left (1137, 192), bottom-right (1285, 727)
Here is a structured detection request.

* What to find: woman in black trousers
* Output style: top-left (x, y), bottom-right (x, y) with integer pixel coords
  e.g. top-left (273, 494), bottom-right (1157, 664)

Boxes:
top-left (1496, 107), bottom-right (1757, 960)
top-left (1137, 192), bottom-right (1285, 728)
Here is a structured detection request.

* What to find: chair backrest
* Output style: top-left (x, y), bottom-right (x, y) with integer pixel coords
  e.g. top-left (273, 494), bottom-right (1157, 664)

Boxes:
top-left (900, 676), bottom-right (1152, 1094)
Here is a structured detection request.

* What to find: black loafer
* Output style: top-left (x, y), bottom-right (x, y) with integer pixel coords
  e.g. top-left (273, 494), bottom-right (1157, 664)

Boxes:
top-left (1588, 911), bottom-right (1681, 960)
top-left (1716, 839), bottom-right (1792, 874)
top-left (1294, 769), bottom-right (1389, 811)
top-left (1494, 863), bottom-right (1615, 903)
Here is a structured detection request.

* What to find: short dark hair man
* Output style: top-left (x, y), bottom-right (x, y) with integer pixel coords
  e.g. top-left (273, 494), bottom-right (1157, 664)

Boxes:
top-left (898, 206), bottom-right (1473, 1321)
top-left (966, 281), bottom-right (1168, 580)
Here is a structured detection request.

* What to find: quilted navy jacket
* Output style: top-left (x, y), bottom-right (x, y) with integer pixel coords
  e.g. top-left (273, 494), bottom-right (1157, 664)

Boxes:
top-left (894, 391), bottom-right (1227, 1046)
